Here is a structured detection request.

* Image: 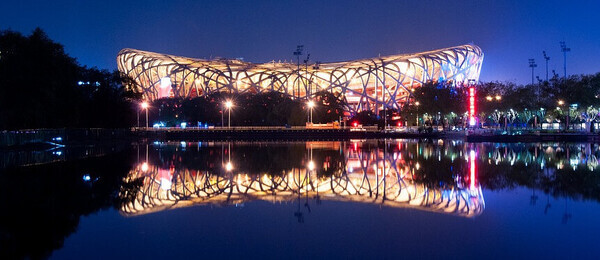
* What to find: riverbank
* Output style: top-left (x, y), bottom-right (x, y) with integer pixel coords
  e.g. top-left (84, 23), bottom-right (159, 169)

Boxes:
top-left (2, 128), bottom-right (600, 149)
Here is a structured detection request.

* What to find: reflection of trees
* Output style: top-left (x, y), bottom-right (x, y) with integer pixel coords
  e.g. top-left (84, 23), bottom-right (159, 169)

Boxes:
top-left (142, 141), bottom-right (600, 206)
top-left (0, 152), bottom-right (132, 260)
top-left (474, 143), bottom-right (600, 202)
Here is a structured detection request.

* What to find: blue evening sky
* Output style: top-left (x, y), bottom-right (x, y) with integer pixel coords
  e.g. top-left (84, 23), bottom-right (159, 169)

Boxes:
top-left (1, 0), bottom-right (599, 84)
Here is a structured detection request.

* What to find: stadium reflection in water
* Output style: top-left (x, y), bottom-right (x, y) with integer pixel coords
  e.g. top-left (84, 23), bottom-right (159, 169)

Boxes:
top-left (6, 140), bottom-right (600, 259)
top-left (122, 140), bottom-right (487, 218)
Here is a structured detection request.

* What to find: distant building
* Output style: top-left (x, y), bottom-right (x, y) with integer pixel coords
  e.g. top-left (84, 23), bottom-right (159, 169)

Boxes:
top-left (117, 44), bottom-right (483, 114)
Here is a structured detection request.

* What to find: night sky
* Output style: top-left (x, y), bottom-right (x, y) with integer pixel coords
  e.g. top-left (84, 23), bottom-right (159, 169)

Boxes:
top-left (2, 0), bottom-right (599, 84)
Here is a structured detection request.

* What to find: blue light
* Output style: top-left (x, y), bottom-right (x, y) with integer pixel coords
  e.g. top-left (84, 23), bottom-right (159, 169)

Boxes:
top-left (180, 122), bottom-right (187, 129)
top-left (83, 174), bottom-right (91, 182)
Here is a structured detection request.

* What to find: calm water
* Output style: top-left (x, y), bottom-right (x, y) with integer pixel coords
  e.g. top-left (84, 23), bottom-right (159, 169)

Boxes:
top-left (2, 140), bottom-right (600, 259)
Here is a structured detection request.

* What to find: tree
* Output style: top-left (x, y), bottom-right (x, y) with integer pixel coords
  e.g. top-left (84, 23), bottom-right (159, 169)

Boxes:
top-left (0, 28), bottom-right (140, 130)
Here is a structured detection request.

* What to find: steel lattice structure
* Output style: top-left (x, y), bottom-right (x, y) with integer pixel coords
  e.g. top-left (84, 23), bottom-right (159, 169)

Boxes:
top-left (117, 45), bottom-right (483, 114)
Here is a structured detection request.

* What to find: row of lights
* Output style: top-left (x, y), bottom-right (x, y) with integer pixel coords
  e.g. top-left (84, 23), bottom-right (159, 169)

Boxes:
top-left (138, 99), bottom-right (317, 128)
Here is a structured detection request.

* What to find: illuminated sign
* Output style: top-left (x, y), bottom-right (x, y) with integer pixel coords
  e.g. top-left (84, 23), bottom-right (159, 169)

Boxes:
top-left (469, 87), bottom-right (476, 126)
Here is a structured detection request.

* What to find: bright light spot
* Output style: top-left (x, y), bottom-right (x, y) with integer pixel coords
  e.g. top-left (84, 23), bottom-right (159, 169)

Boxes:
top-left (141, 102), bottom-right (149, 109)
top-left (307, 100), bottom-right (315, 108)
top-left (225, 100), bottom-right (233, 108)
top-left (226, 162), bottom-right (233, 171)
top-left (558, 100), bottom-right (564, 105)
top-left (415, 162), bottom-right (420, 170)
top-left (180, 141), bottom-right (186, 147)
top-left (307, 161), bottom-right (315, 171)
top-left (82, 174), bottom-right (91, 182)
top-left (141, 162), bottom-right (149, 172)
top-left (160, 178), bottom-right (172, 190)
top-left (180, 122), bottom-right (187, 129)
top-left (160, 77), bottom-right (171, 89)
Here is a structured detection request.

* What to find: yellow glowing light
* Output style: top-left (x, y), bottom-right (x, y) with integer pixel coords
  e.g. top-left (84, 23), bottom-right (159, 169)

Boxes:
top-left (307, 161), bottom-right (315, 171)
top-left (141, 162), bottom-right (149, 172)
top-left (225, 162), bottom-right (233, 171)
top-left (307, 100), bottom-right (315, 108)
top-left (141, 102), bottom-right (149, 109)
top-left (225, 100), bottom-right (233, 108)
top-left (558, 100), bottom-right (565, 106)
top-left (495, 95), bottom-right (501, 101)
top-left (485, 96), bottom-right (493, 101)
top-left (415, 101), bottom-right (420, 106)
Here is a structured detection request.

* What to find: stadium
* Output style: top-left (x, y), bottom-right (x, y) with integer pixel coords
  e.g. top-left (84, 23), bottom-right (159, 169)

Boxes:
top-left (117, 44), bottom-right (483, 114)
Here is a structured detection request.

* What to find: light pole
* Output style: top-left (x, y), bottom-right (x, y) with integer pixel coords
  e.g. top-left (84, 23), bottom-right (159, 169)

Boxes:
top-left (528, 59), bottom-right (537, 85)
top-left (558, 100), bottom-right (566, 130)
top-left (307, 100), bottom-right (315, 124)
top-left (293, 45), bottom-right (303, 99)
top-left (543, 51), bottom-right (550, 81)
top-left (415, 101), bottom-right (420, 127)
top-left (225, 100), bottom-right (233, 128)
top-left (560, 41), bottom-right (570, 79)
top-left (304, 53), bottom-right (310, 97)
top-left (141, 102), bottom-right (149, 128)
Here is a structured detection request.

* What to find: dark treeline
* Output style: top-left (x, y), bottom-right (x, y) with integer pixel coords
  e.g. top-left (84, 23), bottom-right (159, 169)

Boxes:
top-left (149, 90), bottom-right (345, 127)
top-left (0, 28), bottom-right (140, 130)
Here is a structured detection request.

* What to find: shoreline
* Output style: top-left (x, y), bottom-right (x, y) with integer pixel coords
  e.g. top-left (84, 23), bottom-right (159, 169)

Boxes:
top-left (2, 128), bottom-right (600, 149)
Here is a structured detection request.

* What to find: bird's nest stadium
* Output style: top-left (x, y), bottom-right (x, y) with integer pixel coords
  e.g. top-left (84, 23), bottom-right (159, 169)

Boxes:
top-left (117, 44), bottom-right (483, 114)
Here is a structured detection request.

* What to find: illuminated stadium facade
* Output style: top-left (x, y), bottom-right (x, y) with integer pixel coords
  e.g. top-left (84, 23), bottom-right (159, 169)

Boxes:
top-left (117, 44), bottom-right (483, 114)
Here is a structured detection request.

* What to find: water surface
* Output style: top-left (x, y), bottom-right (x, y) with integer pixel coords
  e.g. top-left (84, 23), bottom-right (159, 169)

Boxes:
top-left (2, 140), bottom-right (599, 259)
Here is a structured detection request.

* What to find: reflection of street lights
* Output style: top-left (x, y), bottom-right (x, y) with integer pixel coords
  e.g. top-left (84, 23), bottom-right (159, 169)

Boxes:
top-left (141, 102), bottom-right (149, 128)
top-left (225, 100), bottom-right (233, 128)
top-left (307, 100), bottom-right (315, 124)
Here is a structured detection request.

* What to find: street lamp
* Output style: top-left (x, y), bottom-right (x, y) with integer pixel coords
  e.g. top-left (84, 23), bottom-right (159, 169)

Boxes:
top-left (307, 100), bottom-right (315, 124)
top-left (225, 100), bottom-right (233, 128)
top-left (557, 100), bottom-right (567, 130)
top-left (141, 102), bottom-right (149, 128)
top-left (415, 101), bottom-right (420, 127)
